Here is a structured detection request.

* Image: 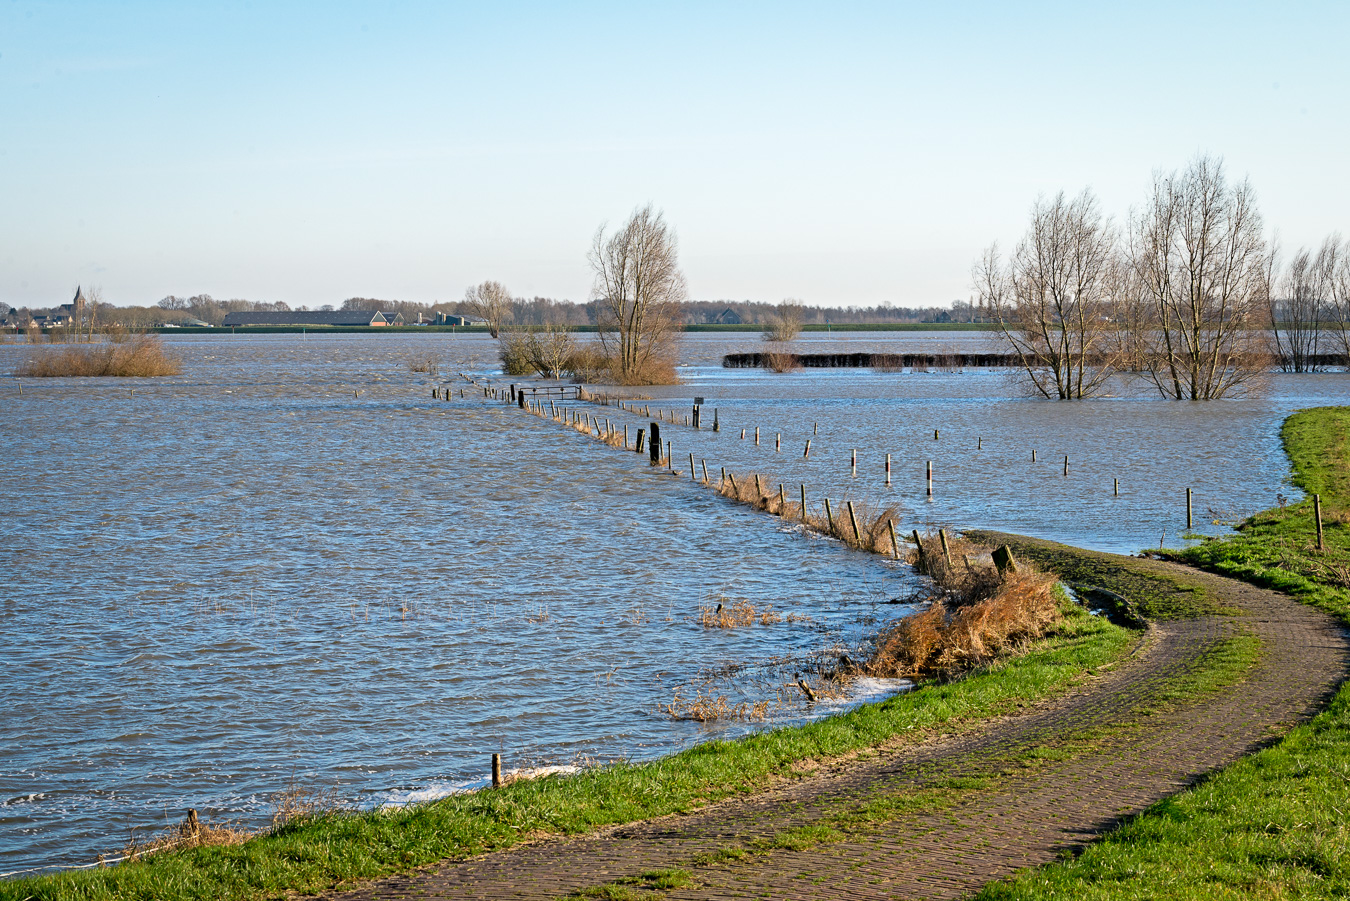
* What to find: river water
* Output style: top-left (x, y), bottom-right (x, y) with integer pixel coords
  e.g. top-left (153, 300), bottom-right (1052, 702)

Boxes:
top-left (1, 330), bottom-right (1347, 873)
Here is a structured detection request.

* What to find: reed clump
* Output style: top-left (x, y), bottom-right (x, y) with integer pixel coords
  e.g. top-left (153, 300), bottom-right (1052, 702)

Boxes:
top-left (698, 597), bottom-right (783, 628)
top-left (908, 530), bottom-right (1001, 597)
top-left (16, 333), bottom-right (182, 377)
top-left (805, 500), bottom-right (903, 554)
top-left (762, 350), bottom-right (800, 373)
top-left (865, 566), bottom-right (1061, 681)
top-left (659, 688), bottom-right (770, 722)
top-left (118, 811), bottom-right (252, 863)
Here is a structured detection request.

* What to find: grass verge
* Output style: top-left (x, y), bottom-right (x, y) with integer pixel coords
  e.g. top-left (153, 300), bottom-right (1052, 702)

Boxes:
top-left (976, 406), bottom-right (1350, 900)
top-left (2, 602), bottom-right (1132, 901)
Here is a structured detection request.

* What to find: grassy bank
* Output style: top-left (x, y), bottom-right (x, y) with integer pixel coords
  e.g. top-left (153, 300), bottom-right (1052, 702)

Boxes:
top-left (3, 598), bottom-right (1133, 900)
top-left (978, 406), bottom-right (1350, 900)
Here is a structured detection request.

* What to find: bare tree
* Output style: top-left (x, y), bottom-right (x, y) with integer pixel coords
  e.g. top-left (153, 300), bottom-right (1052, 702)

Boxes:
top-left (762, 299), bottom-right (805, 342)
top-left (975, 190), bottom-right (1118, 399)
top-left (464, 280), bottom-right (514, 339)
top-left (1127, 155), bottom-right (1272, 399)
top-left (589, 204), bottom-right (685, 384)
top-left (1271, 238), bottom-right (1336, 372)
top-left (1318, 237), bottom-right (1350, 360)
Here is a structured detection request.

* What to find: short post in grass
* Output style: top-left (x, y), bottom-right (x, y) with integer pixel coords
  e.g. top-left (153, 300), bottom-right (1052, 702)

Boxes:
top-left (492, 753), bottom-right (502, 788)
top-left (800, 483), bottom-right (808, 522)
top-left (888, 520), bottom-right (900, 559)
top-left (824, 497), bottom-right (836, 535)
top-left (1315, 493), bottom-right (1325, 550)
top-left (911, 529), bottom-right (927, 571)
top-left (727, 472), bottom-right (738, 494)
top-left (804, 438), bottom-right (812, 459)
top-left (939, 528), bottom-right (953, 570)
top-left (926, 460), bottom-right (933, 497)
top-left (885, 453), bottom-right (891, 486)
top-left (1186, 487), bottom-right (1193, 529)
top-left (754, 473), bottom-right (763, 498)
top-left (846, 500), bottom-right (862, 547)
top-left (778, 483), bottom-right (786, 510)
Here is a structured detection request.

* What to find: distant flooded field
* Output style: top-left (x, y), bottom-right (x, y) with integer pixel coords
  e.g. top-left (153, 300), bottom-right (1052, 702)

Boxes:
top-left (2, 331), bottom-right (1347, 873)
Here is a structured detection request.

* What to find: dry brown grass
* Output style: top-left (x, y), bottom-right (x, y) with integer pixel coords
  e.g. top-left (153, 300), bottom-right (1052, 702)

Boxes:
top-left (659, 688), bottom-right (770, 722)
top-left (117, 809), bottom-right (252, 864)
top-left (698, 597), bottom-right (783, 628)
top-left (865, 567), bottom-right (1061, 681)
top-left (762, 350), bottom-right (800, 373)
top-left (17, 334), bottom-right (181, 377)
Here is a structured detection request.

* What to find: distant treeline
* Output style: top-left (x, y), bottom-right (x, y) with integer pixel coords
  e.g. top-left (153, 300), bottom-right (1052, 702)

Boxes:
top-left (6, 294), bottom-right (980, 329)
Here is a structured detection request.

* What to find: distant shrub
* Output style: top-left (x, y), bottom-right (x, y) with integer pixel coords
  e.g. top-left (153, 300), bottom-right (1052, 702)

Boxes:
top-left (16, 334), bottom-right (182, 377)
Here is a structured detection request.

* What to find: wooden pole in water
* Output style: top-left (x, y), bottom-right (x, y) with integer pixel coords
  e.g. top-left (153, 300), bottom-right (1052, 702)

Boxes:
top-left (728, 471), bottom-right (738, 494)
top-left (1114, 478), bottom-right (1119, 497)
top-left (888, 520), bottom-right (900, 559)
top-left (776, 432), bottom-right (781, 452)
top-left (713, 408), bottom-right (720, 432)
top-left (813, 422), bottom-right (818, 435)
top-left (846, 500), bottom-right (861, 546)
top-left (800, 484), bottom-right (807, 522)
top-left (721, 466), bottom-right (727, 487)
top-left (977, 436), bottom-right (982, 449)
top-left (1031, 448), bottom-right (1037, 462)
top-left (926, 460), bottom-right (933, 497)
top-left (649, 422), bottom-right (661, 463)
top-left (1186, 488), bottom-right (1193, 529)
top-left (804, 438), bottom-right (812, 459)
top-left (755, 426), bottom-right (760, 446)
top-left (939, 529), bottom-right (953, 570)
top-left (624, 424), bottom-right (629, 448)
top-left (492, 753), bottom-right (502, 788)
top-left (885, 453), bottom-right (891, 485)
top-left (778, 483), bottom-right (786, 509)
top-left (666, 439), bottom-right (672, 470)
top-left (702, 459), bottom-right (710, 484)
top-left (741, 428), bottom-right (746, 440)
top-left (912, 529), bottom-right (927, 572)
top-left (1315, 493), bottom-right (1325, 550)
top-left (934, 429), bottom-right (939, 440)
top-left (690, 453), bottom-right (696, 480)
top-left (1063, 455), bottom-right (1069, 476)
top-left (754, 474), bottom-right (763, 497)
top-left (851, 448), bottom-right (857, 476)
top-left (824, 497), bottom-right (836, 535)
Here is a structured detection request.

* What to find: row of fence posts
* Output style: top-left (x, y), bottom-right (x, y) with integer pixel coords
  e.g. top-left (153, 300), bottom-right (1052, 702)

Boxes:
top-left (462, 376), bottom-right (1305, 540)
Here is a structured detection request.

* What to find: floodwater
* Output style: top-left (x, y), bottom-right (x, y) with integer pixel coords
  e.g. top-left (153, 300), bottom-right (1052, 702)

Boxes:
top-left (1, 330), bottom-right (1347, 874)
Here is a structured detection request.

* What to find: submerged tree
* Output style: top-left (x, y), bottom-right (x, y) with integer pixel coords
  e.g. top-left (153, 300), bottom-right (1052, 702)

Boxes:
top-left (1126, 155), bottom-right (1272, 399)
top-left (1271, 238), bottom-right (1336, 372)
top-left (762, 299), bottom-right (805, 342)
top-left (463, 280), bottom-right (514, 339)
top-left (589, 204), bottom-right (685, 384)
top-left (976, 189), bottom-right (1118, 399)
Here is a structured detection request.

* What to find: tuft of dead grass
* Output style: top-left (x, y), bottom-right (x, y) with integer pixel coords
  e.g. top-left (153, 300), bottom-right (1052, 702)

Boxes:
top-left (698, 597), bottom-right (783, 628)
top-left (865, 566), bottom-right (1061, 681)
top-left (762, 350), bottom-right (800, 373)
top-left (659, 688), bottom-right (770, 722)
top-left (16, 334), bottom-right (182, 377)
top-left (118, 809), bottom-right (251, 864)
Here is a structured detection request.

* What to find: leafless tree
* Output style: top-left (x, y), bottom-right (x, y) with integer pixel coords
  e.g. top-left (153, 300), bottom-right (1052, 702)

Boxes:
top-left (975, 190), bottom-right (1118, 398)
top-left (464, 280), bottom-right (514, 339)
top-left (762, 299), bottom-right (805, 342)
top-left (589, 204), bottom-right (685, 384)
top-left (1126, 155), bottom-right (1272, 399)
top-left (1271, 238), bottom-right (1336, 372)
top-left (1318, 237), bottom-right (1350, 360)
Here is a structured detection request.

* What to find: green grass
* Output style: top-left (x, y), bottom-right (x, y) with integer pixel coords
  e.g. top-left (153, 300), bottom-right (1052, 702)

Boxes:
top-left (976, 405), bottom-right (1350, 901)
top-left (966, 530), bottom-right (1221, 620)
top-left (2, 603), bottom-right (1131, 901)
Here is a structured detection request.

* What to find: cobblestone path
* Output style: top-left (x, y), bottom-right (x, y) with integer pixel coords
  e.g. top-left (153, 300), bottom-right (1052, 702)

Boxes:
top-left (326, 557), bottom-right (1349, 901)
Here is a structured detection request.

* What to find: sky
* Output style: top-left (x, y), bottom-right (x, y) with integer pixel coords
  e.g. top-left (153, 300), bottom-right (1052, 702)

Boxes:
top-left (2, 1), bottom-right (1348, 310)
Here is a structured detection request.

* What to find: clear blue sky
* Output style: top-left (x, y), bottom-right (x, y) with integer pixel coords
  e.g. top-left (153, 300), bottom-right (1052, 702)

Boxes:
top-left (2, 1), bottom-right (1346, 309)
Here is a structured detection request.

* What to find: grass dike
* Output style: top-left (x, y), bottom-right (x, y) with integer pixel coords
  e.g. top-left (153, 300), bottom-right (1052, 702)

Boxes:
top-left (974, 405), bottom-right (1350, 900)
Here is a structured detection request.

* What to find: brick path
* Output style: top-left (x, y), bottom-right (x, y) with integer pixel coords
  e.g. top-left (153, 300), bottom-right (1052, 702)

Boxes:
top-left (326, 558), bottom-right (1349, 901)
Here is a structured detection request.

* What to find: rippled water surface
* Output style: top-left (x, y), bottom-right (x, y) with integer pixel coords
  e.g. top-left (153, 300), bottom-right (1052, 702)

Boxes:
top-left (1, 331), bottom-right (1347, 873)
